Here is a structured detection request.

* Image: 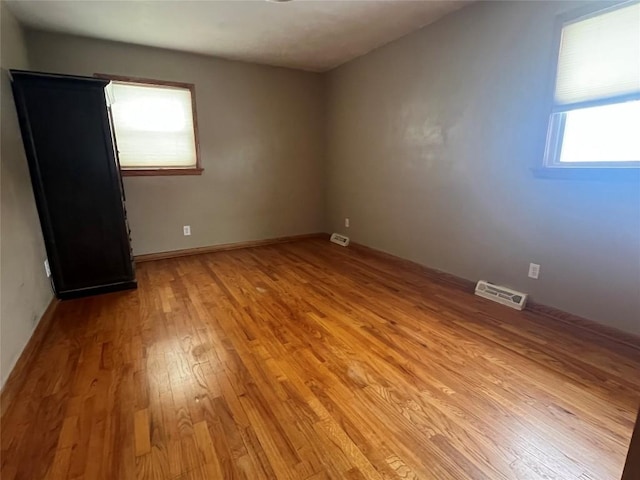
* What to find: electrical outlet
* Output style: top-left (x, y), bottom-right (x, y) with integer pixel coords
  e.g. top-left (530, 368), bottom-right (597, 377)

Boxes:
top-left (345, 218), bottom-right (350, 228)
top-left (528, 263), bottom-right (540, 279)
top-left (183, 225), bottom-right (191, 236)
top-left (44, 259), bottom-right (51, 278)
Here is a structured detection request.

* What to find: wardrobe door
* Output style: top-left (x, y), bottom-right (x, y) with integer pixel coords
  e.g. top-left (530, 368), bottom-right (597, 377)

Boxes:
top-left (11, 71), bottom-right (136, 298)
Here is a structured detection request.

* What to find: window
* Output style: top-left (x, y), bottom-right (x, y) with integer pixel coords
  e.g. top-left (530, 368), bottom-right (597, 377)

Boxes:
top-left (100, 75), bottom-right (202, 176)
top-left (544, 1), bottom-right (640, 168)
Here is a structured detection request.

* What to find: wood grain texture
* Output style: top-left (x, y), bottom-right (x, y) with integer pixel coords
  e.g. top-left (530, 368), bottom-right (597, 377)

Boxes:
top-left (1, 238), bottom-right (638, 479)
top-left (1, 296), bottom-right (58, 416)
top-left (527, 301), bottom-right (640, 352)
top-left (350, 241), bottom-right (640, 351)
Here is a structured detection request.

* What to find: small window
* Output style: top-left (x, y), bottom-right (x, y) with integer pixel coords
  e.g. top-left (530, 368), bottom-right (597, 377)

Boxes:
top-left (544, 2), bottom-right (640, 168)
top-left (100, 75), bottom-right (202, 176)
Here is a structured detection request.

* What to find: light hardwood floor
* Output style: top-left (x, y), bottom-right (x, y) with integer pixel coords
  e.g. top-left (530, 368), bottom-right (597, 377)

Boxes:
top-left (1, 238), bottom-right (639, 479)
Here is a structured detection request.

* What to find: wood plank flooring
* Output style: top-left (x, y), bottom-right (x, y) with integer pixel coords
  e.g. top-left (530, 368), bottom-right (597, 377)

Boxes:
top-left (1, 238), bottom-right (639, 480)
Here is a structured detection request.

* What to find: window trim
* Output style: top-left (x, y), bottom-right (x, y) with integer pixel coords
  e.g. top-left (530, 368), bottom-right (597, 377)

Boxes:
top-left (541, 1), bottom-right (640, 170)
top-left (95, 73), bottom-right (203, 176)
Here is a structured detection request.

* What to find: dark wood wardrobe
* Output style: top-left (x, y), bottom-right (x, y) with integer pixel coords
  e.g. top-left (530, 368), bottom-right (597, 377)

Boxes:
top-left (10, 70), bottom-right (136, 299)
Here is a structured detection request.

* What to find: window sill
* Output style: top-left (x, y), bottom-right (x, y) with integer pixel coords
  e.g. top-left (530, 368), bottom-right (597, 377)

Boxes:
top-left (121, 168), bottom-right (204, 177)
top-left (532, 166), bottom-right (640, 181)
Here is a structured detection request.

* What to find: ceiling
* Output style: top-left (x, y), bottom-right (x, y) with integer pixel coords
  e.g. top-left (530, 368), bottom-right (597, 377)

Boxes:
top-left (7, 0), bottom-right (469, 72)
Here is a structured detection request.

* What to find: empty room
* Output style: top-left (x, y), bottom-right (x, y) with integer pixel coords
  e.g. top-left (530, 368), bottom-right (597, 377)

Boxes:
top-left (1, 0), bottom-right (639, 479)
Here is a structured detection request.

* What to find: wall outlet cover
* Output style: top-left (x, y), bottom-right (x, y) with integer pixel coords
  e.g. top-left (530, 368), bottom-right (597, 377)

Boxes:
top-left (528, 263), bottom-right (540, 279)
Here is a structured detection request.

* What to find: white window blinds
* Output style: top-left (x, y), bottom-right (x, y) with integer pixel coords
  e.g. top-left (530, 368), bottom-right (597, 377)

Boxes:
top-left (554, 2), bottom-right (640, 106)
top-left (110, 82), bottom-right (197, 168)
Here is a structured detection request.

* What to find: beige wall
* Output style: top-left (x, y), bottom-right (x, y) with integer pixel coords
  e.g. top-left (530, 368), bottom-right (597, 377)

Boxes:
top-left (326, 1), bottom-right (640, 335)
top-left (26, 30), bottom-right (326, 255)
top-left (0, 3), bottom-right (53, 386)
